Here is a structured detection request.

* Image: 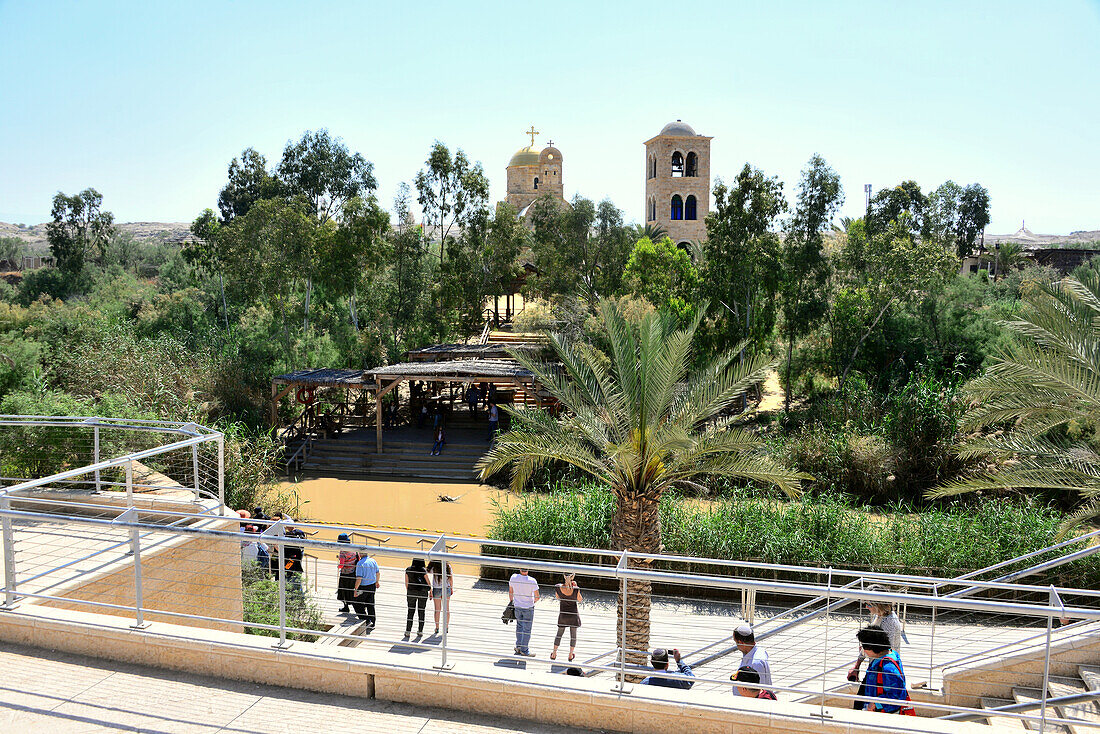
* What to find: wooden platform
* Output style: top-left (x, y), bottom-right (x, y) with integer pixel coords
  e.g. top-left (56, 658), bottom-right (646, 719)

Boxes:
top-left (289, 419), bottom-right (504, 482)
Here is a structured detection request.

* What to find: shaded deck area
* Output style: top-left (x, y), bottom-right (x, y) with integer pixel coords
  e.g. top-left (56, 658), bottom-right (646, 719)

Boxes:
top-left (273, 350), bottom-right (546, 481)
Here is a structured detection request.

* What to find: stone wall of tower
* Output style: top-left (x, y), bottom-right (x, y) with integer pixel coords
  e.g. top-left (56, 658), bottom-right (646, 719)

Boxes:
top-left (505, 164), bottom-right (540, 211)
top-left (538, 152), bottom-right (564, 201)
top-left (644, 135), bottom-right (712, 243)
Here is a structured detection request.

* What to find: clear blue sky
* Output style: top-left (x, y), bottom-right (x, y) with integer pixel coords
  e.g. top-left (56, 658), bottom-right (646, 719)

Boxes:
top-left (1, 1), bottom-right (1097, 234)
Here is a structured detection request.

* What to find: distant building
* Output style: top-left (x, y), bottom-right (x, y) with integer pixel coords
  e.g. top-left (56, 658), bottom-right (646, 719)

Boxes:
top-left (644, 120), bottom-right (712, 245)
top-left (505, 127), bottom-right (567, 216)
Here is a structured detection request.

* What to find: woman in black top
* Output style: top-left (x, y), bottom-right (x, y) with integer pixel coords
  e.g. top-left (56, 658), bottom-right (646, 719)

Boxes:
top-left (551, 572), bottom-right (583, 661)
top-left (404, 558), bottom-right (431, 639)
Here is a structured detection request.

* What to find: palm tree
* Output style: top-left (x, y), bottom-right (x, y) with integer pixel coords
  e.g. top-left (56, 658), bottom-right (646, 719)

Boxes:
top-left (929, 271), bottom-right (1100, 534)
top-left (632, 222), bottom-right (668, 243)
top-left (981, 240), bottom-right (1026, 279)
top-left (477, 301), bottom-right (808, 669)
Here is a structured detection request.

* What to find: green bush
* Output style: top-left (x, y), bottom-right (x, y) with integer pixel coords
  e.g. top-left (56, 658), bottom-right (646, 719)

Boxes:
top-left (488, 485), bottom-right (1100, 586)
top-left (241, 567), bottom-right (323, 641)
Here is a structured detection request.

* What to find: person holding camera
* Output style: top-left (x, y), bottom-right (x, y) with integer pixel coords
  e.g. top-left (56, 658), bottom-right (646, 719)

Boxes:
top-left (733, 667), bottom-right (777, 700)
top-left (640, 648), bottom-right (695, 689)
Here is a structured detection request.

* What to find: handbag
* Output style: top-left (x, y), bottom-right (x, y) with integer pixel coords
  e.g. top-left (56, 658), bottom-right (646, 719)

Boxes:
top-left (502, 600), bottom-right (516, 624)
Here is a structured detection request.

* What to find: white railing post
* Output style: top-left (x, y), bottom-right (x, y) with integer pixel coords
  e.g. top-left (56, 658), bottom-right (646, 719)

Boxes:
top-left (93, 422), bottom-right (101, 493)
top-left (1, 495), bottom-right (17, 610)
top-left (191, 442), bottom-right (201, 502)
top-left (125, 460), bottom-right (134, 505)
top-left (614, 550), bottom-right (630, 693)
top-left (112, 507), bottom-right (148, 628)
top-left (130, 521), bottom-right (148, 629)
top-left (262, 520), bottom-right (290, 649)
top-left (430, 534), bottom-right (453, 671)
top-left (929, 585), bottom-right (939, 690)
top-left (818, 567), bottom-right (833, 719)
top-left (1040, 586), bottom-right (1062, 734)
top-left (217, 435), bottom-right (225, 512)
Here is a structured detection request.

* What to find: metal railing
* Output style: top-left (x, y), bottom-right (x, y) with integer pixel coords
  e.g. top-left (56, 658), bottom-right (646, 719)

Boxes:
top-left (3, 498), bottom-right (1100, 731)
top-left (0, 416), bottom-right (224, 510)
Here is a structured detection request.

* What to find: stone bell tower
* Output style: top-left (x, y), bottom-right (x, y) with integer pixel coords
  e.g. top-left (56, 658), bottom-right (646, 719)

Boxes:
top-left (644, 120), bottom-right (712, 244)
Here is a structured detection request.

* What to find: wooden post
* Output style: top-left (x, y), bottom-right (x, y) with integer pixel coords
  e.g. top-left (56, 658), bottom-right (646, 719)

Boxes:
top-left (376, 382), bottom-right (384, 454)
top-left (270, 382), bottom-right (279, 428)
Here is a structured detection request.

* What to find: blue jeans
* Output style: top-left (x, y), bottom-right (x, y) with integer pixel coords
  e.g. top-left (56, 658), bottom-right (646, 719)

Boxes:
top-left (514, 606), bottom-right (534, 653)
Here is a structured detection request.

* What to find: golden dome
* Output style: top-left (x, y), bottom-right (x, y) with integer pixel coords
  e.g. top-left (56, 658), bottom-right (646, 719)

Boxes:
top-left (508, 146), bottom-right (540, 167)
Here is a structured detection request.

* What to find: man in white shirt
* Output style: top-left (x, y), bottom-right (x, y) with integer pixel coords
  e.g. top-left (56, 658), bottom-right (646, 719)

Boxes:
top-left (508, 568), bottom-right (540, 656)
top-left (730, 623), bottom-right (773, 695)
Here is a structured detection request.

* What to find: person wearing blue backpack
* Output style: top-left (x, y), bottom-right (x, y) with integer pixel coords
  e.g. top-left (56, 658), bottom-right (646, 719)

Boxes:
top-left (854, 625), bottom-right (915, 715)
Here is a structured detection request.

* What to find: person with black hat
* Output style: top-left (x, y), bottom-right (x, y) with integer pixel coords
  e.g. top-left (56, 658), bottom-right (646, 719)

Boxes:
top-left (733, 667), bottom-right (777, 700)
top-left (335, 533), bottom-right (359, 614)
top-left (640, 647), bottom-right (695, 689)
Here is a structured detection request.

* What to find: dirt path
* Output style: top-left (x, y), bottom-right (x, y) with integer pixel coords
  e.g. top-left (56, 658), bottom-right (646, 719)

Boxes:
top-left (757, 369), bottom-right (785, 413)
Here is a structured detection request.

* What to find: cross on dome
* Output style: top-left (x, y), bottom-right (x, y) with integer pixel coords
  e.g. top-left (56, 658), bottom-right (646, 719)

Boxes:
top-left (526, 126), bottom-right (540, 147)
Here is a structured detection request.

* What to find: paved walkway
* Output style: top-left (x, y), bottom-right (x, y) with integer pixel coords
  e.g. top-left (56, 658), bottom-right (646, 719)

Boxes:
top-left (0, 643), bottom-right (593, 734)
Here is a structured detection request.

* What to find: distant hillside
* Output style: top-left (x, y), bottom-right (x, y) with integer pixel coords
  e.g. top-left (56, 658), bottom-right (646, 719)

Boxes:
top-left (986, 226), bottom-right (1100, 248)
top-left (0, 221), bottom-right (194, 254)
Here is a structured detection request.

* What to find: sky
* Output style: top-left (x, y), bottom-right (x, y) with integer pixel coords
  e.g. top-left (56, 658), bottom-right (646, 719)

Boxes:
top-left (0, 1), bottom-right (1097, 235)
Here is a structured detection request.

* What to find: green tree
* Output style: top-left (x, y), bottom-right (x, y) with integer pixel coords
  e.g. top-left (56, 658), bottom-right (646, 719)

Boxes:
top-left (414, 141), bottom-right (489, 258)
top-left (866, 180), bottom-right (925, 238)
top-left (527, 195), bottom-right (600, 300)
top-left (623, 236), bottom-right (700, 321)
top-left (926, 181), bottom-right (991, 258)
top-left (327, 195), bottom-right (389, 333)
top-left (188, 209), bottom-right (230, 328)
top-left (0, 237), bottom-right (22, 268)
top-left (218, 148), bottom-right (282, 223)
top-left (414, 141), bottom-right (489, 338)
top-left (930, 271), bottom-right (1100, 534)
top-left (477, 301), bottom-right (806, 667)
top-left (981, 240), bottom-right (1026, 279)
top-left (220, 198), bottom-right (317, 367)
top-left (383, 185), bottom-right (432, 356)
top-left (957, 183), bottom-right (991, 258)
top-left (46, 188), bottom-right (116, 274)
top-left (833, 216), bottom-right (958, 392)
top-left (277, 129), bottom-right (377, 225)
top-left (779, 155), bottom-right (842, 409)
top-left (702, 164), bottom-right (787, 358)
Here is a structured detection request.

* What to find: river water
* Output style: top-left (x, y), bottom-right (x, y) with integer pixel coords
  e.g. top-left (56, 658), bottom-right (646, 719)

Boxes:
top-left (281, 476), bottom-right (513, 536)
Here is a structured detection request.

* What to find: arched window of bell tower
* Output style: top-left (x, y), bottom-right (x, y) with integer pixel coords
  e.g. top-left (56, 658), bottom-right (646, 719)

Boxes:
top-left (648, 155), bottom-right (656, 179)
top-left (647, 197), bottom-right (656, 222)
top-left (685, 195), bottom-right (697, 220)
top-left (671, 195), bottom-right (684, 220)
top-left (686, 152), bottom-right (698, 177)
top-left (533, 177), bottom-right (539, 190)
top-left (671, 152), bottom-right (684, 177)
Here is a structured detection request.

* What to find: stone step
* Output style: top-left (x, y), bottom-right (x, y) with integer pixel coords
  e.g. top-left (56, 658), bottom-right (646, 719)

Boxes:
top-left (1011, 688), bottom-right (1072, 732)
top-left (1048, 677), bottom-right (1100, 734)
top-left (981, 697), bottom-right (1028, 730)
top-left (1079, 666), bottom-right (1100, 692)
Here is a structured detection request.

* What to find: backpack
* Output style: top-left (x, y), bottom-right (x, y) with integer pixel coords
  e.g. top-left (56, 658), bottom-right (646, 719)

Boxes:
top-left (338, 550), bottom-right (359, 572)
top-left (869, 651), bottom-right (916, 715)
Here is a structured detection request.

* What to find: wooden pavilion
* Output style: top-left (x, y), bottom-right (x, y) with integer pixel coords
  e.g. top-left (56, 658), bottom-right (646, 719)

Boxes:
top-left (271, 355), bottom-right (549, 461)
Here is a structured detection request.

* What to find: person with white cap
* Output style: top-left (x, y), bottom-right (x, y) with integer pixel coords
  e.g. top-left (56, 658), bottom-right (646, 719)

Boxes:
top-left (729, 623), bottom-right (773, 694)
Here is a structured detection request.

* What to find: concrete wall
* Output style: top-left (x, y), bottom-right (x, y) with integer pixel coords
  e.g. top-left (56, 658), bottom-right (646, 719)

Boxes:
top-left (0, 605), bottom-right (1007, 734)
top-left (942, 622), bottom-right (1100, 708)
top-left (35, 517), bottom-right (244, 632)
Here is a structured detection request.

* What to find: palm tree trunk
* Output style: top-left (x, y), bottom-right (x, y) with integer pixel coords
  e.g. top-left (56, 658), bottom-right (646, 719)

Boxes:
top-left (611, 491), bottom-right (663, 681)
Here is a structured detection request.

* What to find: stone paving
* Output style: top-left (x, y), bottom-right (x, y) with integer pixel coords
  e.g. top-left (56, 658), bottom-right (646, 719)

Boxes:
top-left (0, 643), bottom-right (592, 734)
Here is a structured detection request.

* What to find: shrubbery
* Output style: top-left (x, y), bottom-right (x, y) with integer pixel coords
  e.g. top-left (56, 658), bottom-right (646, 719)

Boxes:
top-left (490, 484), bottom-right (1100, 586)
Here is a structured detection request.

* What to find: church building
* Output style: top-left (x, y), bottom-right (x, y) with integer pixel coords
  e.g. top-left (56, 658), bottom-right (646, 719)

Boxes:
top-left (505, 126), bottom-right (567, 215)
top-left (644, 120), bottom-right (712, 244)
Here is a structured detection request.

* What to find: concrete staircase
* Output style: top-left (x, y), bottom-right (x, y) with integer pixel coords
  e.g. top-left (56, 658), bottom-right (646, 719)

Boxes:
top-left (978, 666), bottom-right (1100, 731)
top-left (288, 420), bottom-right (500, 482)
